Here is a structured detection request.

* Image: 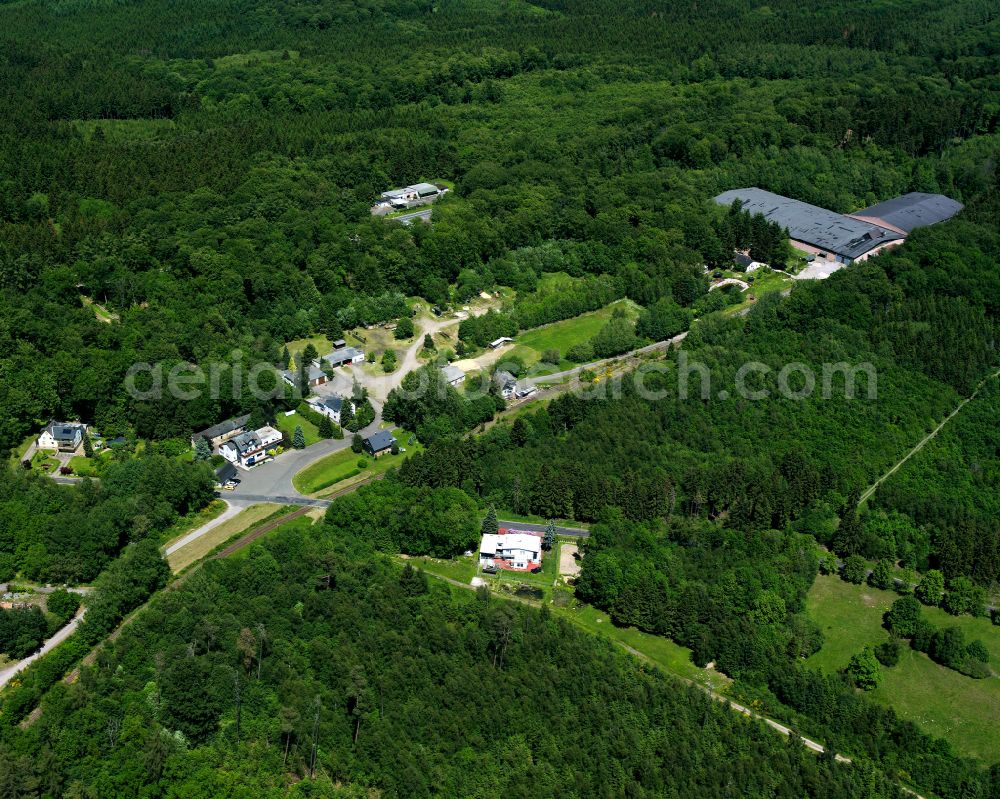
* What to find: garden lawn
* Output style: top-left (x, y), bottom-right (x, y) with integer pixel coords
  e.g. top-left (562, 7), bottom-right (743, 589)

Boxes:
top-left (806, 574), bottom-right (1000, 762)
top-left (274, 411), bottom-right (320, 446)
top-left (293, 429), bottom-right (421, 495)
top-left (404, 555), bottom-right (478, 584)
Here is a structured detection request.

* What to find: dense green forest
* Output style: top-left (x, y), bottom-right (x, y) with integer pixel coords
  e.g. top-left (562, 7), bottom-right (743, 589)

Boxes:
top-left (1, 0), bottom-right (998, 451)
top-left (0, 454), bottom-right (214, 583)
top-left (2, 0), bottom-right (1000, 795)
top-left (0, 517), bottom-right (930, 799)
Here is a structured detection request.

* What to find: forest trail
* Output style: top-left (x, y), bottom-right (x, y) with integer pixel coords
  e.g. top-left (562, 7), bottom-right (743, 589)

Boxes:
top-left (859, 368), bottom-right (1000, 505)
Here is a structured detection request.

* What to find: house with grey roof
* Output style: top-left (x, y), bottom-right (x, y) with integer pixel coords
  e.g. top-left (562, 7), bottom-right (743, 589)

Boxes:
top-left (307, 395), bottom-right (354, 425)
top-left (441, 364), bottom-right (466, 386)
top-left (191, 413), bottom-right (252, 449)
top-left (37, 421), bottom-right (85, 453)
top-left (493, 369), bottom-right (517, 399)
top-left (281, 365), bottom-right (329, 388)
top-left (363, 430), bottom-right (397, 458)
top-left (319, 347), bottom-right (365, 369)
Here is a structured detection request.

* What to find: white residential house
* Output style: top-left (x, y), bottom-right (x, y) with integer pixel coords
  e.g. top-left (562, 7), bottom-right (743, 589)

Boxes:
top-left (220, 425), bottom-right (281, 468)
top-left (479, 531), bottom-right (543, 571)
top-left (37, 421), bottom-right (85, 453)
top-left (492, 369), bottom-right (516, 399)
top-left (441, 364), bottom-right (466, 386)
top-left (307, 395), bottom-right (355, 426)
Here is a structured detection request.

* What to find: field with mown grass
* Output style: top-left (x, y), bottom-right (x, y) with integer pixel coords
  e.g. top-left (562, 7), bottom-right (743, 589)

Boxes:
top-left (806, 574), bottom-right (1000, 762)
top-left (292, 429), bottom-right (420, 495)
top-left (506, 298), bottom-right (641, 371)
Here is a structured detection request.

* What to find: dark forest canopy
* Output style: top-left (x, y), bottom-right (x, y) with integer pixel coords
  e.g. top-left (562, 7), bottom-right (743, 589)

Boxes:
top-left (0, 1), bottom-right (999, 796)
top-left (0, 517), bottom-right (923, 799)
top-left (0, 0), bottom-right (998, 452)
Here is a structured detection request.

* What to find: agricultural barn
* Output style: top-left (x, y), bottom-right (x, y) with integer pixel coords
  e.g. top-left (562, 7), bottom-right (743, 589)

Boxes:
top-left (714, 188), bottom-right (962, 265)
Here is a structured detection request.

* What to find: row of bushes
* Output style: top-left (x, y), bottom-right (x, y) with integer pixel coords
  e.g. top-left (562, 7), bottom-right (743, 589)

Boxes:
top-left (883, 596), bottom-right (993, 678)
top-left (827, 554), bottom-right (995, 622)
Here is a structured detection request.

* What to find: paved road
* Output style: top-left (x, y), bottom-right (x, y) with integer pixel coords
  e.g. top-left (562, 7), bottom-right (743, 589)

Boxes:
top-left (396, 208), bottom-right (432, 225)
top-left (163, 499), bottom-right (243, 557)
top-left (497, 520), bottom-right (589, 538)
top-left (0, 607), bottom-right (86, 689)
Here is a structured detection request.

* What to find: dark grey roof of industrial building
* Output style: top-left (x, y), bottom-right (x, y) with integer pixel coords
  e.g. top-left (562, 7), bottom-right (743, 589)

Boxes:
top-left (851, 192), bottom-right (963, 233)
top-left (714, 188), bottom-right (904, 260)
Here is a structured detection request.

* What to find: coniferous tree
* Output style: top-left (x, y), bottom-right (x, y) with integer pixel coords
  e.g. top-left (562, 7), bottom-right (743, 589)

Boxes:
top-left (292, 425), bottom-right (306, 449)
top-left (481, 506), bottom-right (498, 537)
top-left (543, 521), bottom-right (555, 551)
top-left (194, 438), bottom-right (211, 461)
top-left (317, 415), bottom-right (334, 439)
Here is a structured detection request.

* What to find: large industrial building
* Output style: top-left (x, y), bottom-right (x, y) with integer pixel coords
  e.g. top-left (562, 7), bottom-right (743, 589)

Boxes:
top-left (714, 188), bottom-right (962, 266)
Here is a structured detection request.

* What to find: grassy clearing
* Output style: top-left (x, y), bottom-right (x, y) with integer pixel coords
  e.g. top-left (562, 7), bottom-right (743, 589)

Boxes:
top-left (293, 429), bottom-right (422, 495)
top-left (283, 334), bottom-right (333, 362)
top-left (806, 574), bottom-right (1000, 762)
top-left (406, 554), bottom-right (479, 584)
top-left (273, 410), bottom-right (320, 446)
top-left (721, 269), bottom-right (791, 316)
top-left (496, 511), bottom-right (590, 529)
top-left (508, 299), bottom-right (641, 371)
top-left (214, 49), bottom-right (299, 68)
top-left (557, 602), bottom-right (731, 692)
top-left (165, 503), bottom-right (284, 573)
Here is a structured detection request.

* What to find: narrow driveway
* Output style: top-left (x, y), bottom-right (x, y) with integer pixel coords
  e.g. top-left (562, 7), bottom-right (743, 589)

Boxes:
top-left (0, 607), bottom-right (86, 689)
top-left (163, 500), bottom-right (245, 557)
